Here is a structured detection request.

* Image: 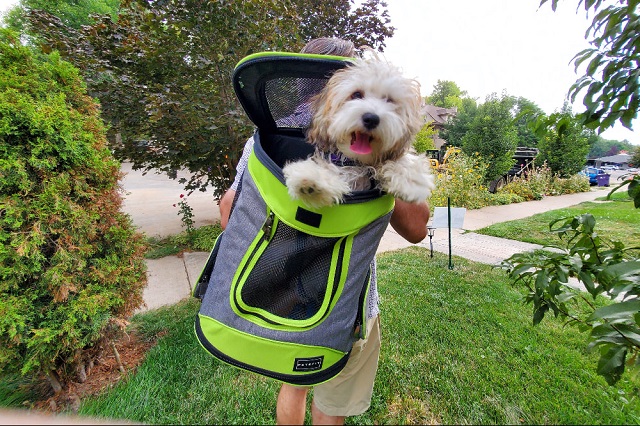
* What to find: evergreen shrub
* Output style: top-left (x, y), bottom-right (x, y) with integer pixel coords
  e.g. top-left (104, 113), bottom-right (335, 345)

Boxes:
top-left (0, 30), bottom-right (147, 391)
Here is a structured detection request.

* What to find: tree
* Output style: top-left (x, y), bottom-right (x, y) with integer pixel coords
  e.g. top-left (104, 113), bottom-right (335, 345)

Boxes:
top-left (513, 97), bottom-right (544, 147)
top-left (588, 136), bottom-right (635, 158)
top-left (293, 0), bottom-right (395, 51)
top-left (28, 0), bottom-right (300, 197)
top-left (506, 2), bottom-right (640, 387)
top-left (1, 0), bottom-right (120, 33)
top-left (536, 104), bottom-right (592, 177)
top-left (412, 122), bottom-right (437, 153)
top-left (461, 93), bottom-right (519, 183)
top-left (542, 0), bottom-right (640, 133)
top-left (26, 0), bottom-right (395, 197)
top-left (440, 97), bottom-right (478, 147)
top-left (0, 29), bottom-right (147, 391)
top-left (502, 212), bottom-right (640, 386)
top-left (631, 145), bottom-right (640, 167)
top-left (426, 80), bottom-right (467, 109)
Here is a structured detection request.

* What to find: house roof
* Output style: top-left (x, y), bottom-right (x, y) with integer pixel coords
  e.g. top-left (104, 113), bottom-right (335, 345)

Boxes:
top-left (596, 153), bottom-right (631, 164)
top-left (422, 105), bottom-right (457, 126)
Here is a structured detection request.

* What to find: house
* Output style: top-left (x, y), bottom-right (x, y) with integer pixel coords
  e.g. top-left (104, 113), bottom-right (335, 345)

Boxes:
top-left (593, 153), bottom-right (632, 169)
top-left (422, 104), bottom-right (457, 149)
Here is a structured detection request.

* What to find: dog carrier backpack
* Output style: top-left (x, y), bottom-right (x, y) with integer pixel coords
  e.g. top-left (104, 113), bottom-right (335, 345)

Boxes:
top-left (193, 52), bottom-right (395, 386)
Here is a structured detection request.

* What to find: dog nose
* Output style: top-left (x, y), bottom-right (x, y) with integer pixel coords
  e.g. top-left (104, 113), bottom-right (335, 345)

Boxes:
top-left (362, 113), bottom-right (380, 130)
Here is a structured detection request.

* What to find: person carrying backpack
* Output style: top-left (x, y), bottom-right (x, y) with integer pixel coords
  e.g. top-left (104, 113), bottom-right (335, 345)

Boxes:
top-left (217, 37), bottom-right (431, 425)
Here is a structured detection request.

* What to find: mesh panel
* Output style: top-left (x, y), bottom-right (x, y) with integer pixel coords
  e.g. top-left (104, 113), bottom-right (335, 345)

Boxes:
top-left (266, 77), bottom-right (326, 129)
top-left (241, 221), bottom-right (341, 321)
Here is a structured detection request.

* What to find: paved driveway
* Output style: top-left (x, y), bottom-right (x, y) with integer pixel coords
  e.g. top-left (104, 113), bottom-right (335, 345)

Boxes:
top-left (119, 162), bottom-right (221, 238)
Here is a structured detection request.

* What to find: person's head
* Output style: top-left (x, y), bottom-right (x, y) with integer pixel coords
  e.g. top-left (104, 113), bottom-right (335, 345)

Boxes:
top-left (300, 38), bottom-right (356, 58)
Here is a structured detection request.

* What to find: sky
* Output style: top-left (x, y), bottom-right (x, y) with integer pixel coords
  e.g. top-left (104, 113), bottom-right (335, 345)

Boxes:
top-left (1, 0), bottom-right (637, 145)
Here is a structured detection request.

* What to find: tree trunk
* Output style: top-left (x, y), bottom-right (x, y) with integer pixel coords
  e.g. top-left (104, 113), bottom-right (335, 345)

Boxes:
top-left (46, 370), bottom-right (63, 393)
top-left (110, 341), bottom-right (126, 373)
top-left (76, 361), bottom-right (87, 383)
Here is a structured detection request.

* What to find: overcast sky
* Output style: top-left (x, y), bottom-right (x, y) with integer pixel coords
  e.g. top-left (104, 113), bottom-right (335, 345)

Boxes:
top-left (1, 0), bottom-right (637, 145)
top-left (382, 0), bottom-right (636, 145)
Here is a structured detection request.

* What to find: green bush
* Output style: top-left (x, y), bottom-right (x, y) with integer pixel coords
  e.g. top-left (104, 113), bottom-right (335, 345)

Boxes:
top-left (499, 163), bottom-right (590, 201)
top-left (489, 192), bottom-right (525, 205)
top-left (429, 151), bottom-right (492, 209)
top-left (0, 31), bottom-right (147, 391)
top-left (429, 153), bottom-right (591, 210)
top-left (412, 122), bottom-right (437, 153)
top-left (551, 173), bottom-right (591, 195)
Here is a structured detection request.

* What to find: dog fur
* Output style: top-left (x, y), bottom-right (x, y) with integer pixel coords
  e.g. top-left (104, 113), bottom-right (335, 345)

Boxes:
top-left (283, 56), bottom-right (436, 209)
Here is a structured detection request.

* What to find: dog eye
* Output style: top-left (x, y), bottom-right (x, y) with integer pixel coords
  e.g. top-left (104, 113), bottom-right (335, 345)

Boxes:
top-left (350, 91), bottom-right (363, 100)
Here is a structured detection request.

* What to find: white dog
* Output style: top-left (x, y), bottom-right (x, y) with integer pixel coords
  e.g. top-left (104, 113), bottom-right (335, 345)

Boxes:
top-left (283, 57), bottom-right (436, 209)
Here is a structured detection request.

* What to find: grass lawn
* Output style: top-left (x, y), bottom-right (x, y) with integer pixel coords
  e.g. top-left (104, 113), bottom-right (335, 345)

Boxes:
top-left (145, 224), bottom-right (222, 259)
top-left (74, 248), bottom-right (639, 425)
top-left (474, 195), bottom-right (640, 248)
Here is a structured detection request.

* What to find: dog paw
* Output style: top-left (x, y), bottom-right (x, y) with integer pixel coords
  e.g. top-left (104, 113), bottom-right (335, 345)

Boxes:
top-left (283, 158), bottom-right (351, 209)
top-left (379, 155), bottom-right (436, 202)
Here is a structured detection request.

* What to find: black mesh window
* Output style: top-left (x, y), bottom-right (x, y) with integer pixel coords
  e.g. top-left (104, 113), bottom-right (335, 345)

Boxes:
top-left (240, 221), bottom-right (341, 321)
top-left (266, 77), bottom-right (325, 129)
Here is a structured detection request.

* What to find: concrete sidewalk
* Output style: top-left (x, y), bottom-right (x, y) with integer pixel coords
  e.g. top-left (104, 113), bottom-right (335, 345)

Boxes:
top-left (135, 181), bottom-right (613, 312)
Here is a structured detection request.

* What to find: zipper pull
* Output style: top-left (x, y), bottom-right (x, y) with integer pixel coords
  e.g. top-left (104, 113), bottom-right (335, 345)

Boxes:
top-left (262, 211), bottom-right (275, 241)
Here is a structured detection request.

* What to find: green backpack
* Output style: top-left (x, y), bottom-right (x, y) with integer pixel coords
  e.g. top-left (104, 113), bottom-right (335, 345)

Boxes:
top-left (193, 52), bottom-right (394, 385)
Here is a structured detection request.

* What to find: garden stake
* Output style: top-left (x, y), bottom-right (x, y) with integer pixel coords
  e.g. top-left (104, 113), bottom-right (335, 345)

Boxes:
top-left (448, 197), bottom-right (454, 270)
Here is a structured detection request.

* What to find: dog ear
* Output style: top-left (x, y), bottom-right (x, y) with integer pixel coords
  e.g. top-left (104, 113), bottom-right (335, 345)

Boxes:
top-left (380, 78), bottom-right (424, 164)
top-left (406, 79), bottom-right (424, 137)
top-left (307, 76), bottom-right (343, 152)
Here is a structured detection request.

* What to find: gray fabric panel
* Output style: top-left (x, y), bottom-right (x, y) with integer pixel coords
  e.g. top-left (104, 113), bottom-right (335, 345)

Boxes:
top-left (199, 170), bottom-right (266, 316)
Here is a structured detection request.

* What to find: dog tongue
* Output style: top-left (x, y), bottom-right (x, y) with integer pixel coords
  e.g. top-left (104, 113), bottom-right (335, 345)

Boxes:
top-left (351, 132), bottom-right (372, 154)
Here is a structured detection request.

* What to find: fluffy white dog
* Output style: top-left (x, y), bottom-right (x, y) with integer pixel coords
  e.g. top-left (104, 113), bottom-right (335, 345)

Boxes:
top-left (283, 56), bottom-right (436, 209)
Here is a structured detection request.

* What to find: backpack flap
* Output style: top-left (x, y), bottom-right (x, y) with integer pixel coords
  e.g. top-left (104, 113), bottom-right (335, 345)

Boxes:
top-left (233, 52), bottom-right (352, 133)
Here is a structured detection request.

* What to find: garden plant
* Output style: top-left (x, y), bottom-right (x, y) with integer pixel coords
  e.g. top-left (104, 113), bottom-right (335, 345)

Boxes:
top-left (0, 30), bottom-right (147, 392)
top-left (501, 181), bottom-right (640, 385)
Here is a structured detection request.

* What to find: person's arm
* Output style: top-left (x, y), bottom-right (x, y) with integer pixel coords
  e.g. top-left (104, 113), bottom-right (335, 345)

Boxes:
top-left (219, 189), bottom-right (236, 230)
top-left (218, 137), bottom-right (255, 230)
top-left (390, 199), bottom-right (430, 244)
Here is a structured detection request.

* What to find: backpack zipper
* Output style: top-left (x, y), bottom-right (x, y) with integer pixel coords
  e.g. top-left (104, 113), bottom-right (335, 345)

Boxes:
top-left (262, 210), bottom-right (275, 242)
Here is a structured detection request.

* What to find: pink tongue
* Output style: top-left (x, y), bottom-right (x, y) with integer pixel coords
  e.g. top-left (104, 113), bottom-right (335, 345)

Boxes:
top-left (350, 132), bottom-right (372, 154)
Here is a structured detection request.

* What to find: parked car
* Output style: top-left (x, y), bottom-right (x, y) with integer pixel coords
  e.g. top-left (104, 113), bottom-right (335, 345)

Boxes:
top-left (601, 165), bottom-right (618, 171)
top-left (581, 167), bottom-right (608, 185)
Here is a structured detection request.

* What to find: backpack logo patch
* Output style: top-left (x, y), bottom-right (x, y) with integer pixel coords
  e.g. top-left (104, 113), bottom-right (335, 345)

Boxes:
top-left (293, 356), bottom-right (324, 372)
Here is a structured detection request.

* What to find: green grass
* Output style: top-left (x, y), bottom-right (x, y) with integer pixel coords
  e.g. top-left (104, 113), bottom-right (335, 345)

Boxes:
top-left (145, 224), bottom-right (222, 259)
top-left (474, 196), bottom-right (640, 248)
top-left (4, 196), bottom-right (638, 423)
top-left (71, 248), bottom-right (639, 425)
top-left (0, 374), bottom-right (43, 408)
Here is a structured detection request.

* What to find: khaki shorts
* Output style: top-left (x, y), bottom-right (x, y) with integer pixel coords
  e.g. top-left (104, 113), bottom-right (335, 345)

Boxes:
top-left (313, 315), bottom-right (381, 417)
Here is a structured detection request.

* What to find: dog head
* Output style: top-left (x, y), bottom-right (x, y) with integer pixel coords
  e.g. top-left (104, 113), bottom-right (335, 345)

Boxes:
top-left (307, 57), bottom-right (423, 166)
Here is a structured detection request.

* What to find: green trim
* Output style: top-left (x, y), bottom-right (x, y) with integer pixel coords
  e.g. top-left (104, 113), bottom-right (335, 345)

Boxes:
top-left (197, 315), bottom-right (346, 376)
top-left (235, 51), bottom-right (355, 69)
top-left (248, 151), bottom-right (395, 237)
top-left (229, 209), bottom-right (272, 321)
